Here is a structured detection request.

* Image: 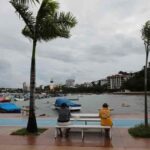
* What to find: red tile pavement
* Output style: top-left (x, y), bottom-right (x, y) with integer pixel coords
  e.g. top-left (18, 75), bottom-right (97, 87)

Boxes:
top-left (0, 126), bottom-right (149, 150)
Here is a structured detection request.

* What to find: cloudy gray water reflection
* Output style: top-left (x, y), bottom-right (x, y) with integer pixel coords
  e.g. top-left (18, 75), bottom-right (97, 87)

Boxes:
top-left (15, 94), bottom-right (150, 117)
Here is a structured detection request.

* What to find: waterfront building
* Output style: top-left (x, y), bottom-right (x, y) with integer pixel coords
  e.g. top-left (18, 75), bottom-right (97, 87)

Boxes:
top-left (107, 72), bottom-right (131, 90)
top-left (100, 79), bottom-right (108, 86)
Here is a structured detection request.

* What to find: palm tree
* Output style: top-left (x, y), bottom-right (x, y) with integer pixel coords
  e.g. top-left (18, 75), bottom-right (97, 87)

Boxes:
top-left (10, 0), bottom-right (77, 133)
top-left (142, 20), bottom-right (150, 127)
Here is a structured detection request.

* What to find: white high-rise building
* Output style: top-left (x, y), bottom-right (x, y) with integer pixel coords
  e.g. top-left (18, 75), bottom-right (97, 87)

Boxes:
top-left (23, 82), bottom-right (28, 92)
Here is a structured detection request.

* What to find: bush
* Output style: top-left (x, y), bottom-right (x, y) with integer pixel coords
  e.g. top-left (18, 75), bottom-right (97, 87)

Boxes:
top-left (128, 124), bottom-right (150, 138)
top-left (11, 128), bottom-right (47, 136)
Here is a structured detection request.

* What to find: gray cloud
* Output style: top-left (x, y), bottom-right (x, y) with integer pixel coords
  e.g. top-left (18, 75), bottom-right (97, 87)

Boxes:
top-left (0, 0), bottom-right (149, 87)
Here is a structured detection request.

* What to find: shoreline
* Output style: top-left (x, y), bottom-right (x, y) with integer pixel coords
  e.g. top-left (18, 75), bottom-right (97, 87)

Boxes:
top-left (112, 91), bottom-right (150, 95)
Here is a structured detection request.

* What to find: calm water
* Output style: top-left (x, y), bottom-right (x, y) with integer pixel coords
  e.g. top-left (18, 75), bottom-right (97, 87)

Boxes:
top-left (15, 94), bottom-right (150, 117)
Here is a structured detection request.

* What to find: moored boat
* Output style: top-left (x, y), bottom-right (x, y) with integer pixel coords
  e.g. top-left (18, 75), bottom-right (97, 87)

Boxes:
top-left (0, 97), bottom-right (11, 103)
top-left (54, 98), bottom-right (81, 111)
top-left (0, 102), bottom-right (21, 113)
top-left (14, 98), bottom-right (25, 101)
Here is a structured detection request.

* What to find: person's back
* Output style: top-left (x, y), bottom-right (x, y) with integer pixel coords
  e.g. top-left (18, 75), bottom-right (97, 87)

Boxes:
top-left (58, 106), bottom-right (70, 122)
top-left (99, 103), bottom-right (112, 138)
top-left (99, 103), bottom-right (113, 126)
top-left (57, 103), bottom-right (71, 137)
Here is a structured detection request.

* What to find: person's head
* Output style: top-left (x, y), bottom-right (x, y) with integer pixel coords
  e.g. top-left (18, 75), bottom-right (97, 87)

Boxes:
top-left (61, 103), bottom-right (68, 108)
top-left (102, 103), bottom-right (108, 108)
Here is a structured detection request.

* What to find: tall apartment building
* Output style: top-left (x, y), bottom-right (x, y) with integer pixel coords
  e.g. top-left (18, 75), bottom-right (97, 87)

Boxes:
top-left (23, 82), bottom-right (27, 92)
top-left (23, 82), bottom-right (28, 92)
top-left (107, 73), bottom-right (131, 90)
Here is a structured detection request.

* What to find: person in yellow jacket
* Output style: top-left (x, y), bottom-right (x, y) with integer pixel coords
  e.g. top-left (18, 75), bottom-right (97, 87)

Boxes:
top-left (99, 103), bottom-right (113, 137)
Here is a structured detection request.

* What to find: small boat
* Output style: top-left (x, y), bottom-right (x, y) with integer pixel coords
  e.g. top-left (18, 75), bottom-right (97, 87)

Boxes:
top-left (0, 102), bottom-right (21, 113)
top-left (121, 103), bottom-right (130, 107)
top-left (0, 97), bottom-right (11, 103)
top-left (14, 98), bottom-right (24, 101)
top-left (54, 98), bottom-right (81, 111)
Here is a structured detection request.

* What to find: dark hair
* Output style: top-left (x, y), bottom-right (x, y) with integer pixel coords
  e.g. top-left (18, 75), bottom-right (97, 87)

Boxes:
top-left (61, 103), bottom-right (68, 108)
top-left (103, 103), bottom-right (108, 108)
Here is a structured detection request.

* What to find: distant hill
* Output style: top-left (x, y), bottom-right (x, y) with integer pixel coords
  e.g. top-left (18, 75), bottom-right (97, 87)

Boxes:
top-left (123, 68), bottom-right (150, 91)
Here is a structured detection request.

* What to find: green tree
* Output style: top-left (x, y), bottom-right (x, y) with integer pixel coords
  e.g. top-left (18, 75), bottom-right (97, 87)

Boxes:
top-left (142, 21), bottom-right (150, 127)
top-left (10, 0), bottom-right (77, 133)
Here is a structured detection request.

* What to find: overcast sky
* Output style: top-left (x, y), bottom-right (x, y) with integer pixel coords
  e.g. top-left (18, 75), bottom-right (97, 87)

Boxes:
top-left (0, 0), bottom-right (149, 88)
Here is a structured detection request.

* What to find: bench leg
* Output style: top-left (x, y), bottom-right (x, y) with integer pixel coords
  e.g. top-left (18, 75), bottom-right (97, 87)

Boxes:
top-left (109, 129), bottom-right (112, 139)
top-left (55, 128), bottom-right (58, 139)
top-left (81, 129), bottom-right (84, 141)
top-left (99, 128), bottom-right (102, 136)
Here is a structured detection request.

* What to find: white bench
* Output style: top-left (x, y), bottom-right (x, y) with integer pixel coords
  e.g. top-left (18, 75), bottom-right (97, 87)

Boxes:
top-left (55, 124), bottom-right (112, 140)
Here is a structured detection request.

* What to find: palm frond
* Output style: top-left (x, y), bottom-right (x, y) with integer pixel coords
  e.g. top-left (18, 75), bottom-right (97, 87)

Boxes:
top-left (142, 21), bottom-right (150, 45)
top-left (36, 0), bottom-right (59, 23)
top-left (22, 25), bottom-right (34, 40)
top-left (58, 12), bottom-right (77, 28)
top-left (13, 0), bottom-right (39, 5)
top-left (34, 0), bottom-right (62, 41)
top-left (43, 11), bottom-right (77, 39)
top-left (10, 0), bottom-right (35, 35)
top-left (35, 11), bottom-right (77, 41)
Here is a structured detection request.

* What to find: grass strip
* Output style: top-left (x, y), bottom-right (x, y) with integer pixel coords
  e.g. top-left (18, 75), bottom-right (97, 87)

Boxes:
top-left (11, 128), bottom-right (47, 136)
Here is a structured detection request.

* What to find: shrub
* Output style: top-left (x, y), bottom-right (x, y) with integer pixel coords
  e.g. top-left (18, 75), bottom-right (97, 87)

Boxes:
top-left (128, 124), bottom-right (150, 138)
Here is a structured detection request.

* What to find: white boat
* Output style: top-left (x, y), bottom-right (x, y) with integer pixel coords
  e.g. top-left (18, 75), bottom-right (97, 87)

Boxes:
top-left (14, 98), bottom-right (24, 101)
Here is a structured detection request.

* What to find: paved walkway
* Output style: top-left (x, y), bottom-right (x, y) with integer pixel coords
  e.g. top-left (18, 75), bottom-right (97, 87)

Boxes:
top-left (0, 125), bottom-right (150, 150)
top-left (0, 114), bottom-right (149, 150)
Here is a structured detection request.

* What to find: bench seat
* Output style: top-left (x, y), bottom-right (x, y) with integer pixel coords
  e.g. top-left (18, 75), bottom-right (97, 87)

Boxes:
top-left (55, 124), bottom-right (112, 140)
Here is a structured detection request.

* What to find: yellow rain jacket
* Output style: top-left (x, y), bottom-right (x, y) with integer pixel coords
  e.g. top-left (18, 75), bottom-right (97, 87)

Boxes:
top-left (99, 108), bottom-right (113, 126)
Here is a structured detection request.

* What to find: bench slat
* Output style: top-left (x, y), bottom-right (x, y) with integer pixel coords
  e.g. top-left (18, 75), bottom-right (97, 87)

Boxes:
top-left (55, 124), bottom-right (111, 129)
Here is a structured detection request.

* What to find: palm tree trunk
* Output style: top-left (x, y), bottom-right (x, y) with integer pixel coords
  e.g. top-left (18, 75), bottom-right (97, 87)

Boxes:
top-left (27, 39), bottom-right (38, 132)
top-left (144, 43), bottom-right (149, 127)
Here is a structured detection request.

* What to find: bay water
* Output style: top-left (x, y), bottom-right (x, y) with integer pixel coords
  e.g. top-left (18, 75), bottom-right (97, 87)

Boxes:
top-left (15, 94), bottom-right (150, 117)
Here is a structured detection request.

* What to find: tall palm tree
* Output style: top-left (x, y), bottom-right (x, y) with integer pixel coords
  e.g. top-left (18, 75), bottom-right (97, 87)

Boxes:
top-left (10, 0), bottom-right (77, 133)
top-left (142, 20), bottom-right (150, 127)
